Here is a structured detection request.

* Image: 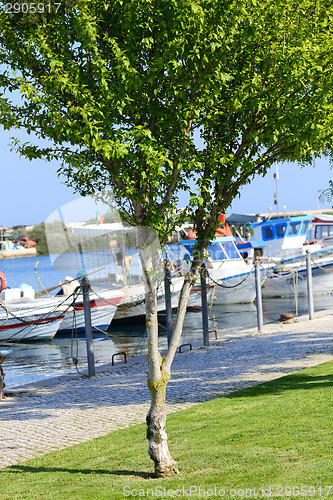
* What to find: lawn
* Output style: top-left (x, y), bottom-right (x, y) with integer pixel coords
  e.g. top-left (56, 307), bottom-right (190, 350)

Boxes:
top-left (1, 361), bottom-right (333, 499)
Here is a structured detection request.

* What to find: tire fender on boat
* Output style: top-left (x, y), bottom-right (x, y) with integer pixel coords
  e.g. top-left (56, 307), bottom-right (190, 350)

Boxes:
top-left (0, 271), bottom-right (7, 292)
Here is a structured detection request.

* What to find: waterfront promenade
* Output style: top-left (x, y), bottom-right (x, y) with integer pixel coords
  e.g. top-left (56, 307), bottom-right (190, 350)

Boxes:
top-left (1, 312), bottom-right (333, 469)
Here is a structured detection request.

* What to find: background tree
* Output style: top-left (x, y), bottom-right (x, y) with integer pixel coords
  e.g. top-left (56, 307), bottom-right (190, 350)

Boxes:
top-left (1, 0), bottom-right (333, 476)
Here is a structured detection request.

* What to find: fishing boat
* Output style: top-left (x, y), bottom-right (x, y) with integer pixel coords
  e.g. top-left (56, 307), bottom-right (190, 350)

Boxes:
top-left (113, 275), bottom-right (206, 322)
top-left (34, 279), bottom-right (124, 333)
top-left (308, 214), bottom-right (333, 247)
top-left (249, 215), bottom-right (333, 297)
top-left (177, 236), bottom-right (265, 304)
top-left (0, 301), bottom-right (64, 342)
top-left (56, 285), bottom-right (124, 332)
top-left (0, 279), bottom-right (124, 335)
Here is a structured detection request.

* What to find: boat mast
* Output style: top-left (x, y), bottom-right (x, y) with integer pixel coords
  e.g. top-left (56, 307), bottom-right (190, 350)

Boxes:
top-left (274, 163), bottom-right (279, 215)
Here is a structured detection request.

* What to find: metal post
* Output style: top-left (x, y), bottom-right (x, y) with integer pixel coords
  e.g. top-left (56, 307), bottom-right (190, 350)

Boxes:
top-left (0, 355), bottom-right (5, 400)
top-left (81, 276), bottom-right (95, 376)
top-left (164, 262), bottom-right (173, 347)
top-left (306, 250), bottom-right (314, 320)
top-left (200, 264), bottom-right (210, 347)
top-left (0, 350), bottom-right (12, 400)
top-left (255, 258), bottom-right (263, 332)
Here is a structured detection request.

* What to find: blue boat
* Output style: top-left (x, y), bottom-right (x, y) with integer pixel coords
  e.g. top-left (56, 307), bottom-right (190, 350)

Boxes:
top-left (248, 215), bottom-right (333, 297)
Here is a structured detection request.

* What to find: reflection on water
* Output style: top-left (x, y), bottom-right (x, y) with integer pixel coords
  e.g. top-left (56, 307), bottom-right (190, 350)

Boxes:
top-left (3, 293), bottom-right (333, 389)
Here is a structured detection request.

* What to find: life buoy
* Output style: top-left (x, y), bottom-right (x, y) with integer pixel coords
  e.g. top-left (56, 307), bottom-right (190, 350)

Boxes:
top-left (0, 272), bottom-right (7, 292)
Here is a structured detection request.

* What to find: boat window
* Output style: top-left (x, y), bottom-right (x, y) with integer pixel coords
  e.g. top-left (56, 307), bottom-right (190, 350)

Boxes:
top-left (287, 222), bottom-right (300, 236)
top-left (222, 241), bottom-right (241, 260)
top-left (207, 243), bottom-right (228, 261)
top-left (180, 243), bottom-right (195, 261)
top-left (275, 224), bottom-right (287, 238)
top-left (315, 226), bottom-right (330, 240)
top-left (262, 225), bottom-right (274, 240)
top-left (300, 221), bottom-right (309, 236)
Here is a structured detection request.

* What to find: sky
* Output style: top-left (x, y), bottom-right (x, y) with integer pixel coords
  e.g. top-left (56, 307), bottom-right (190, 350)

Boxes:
top-left (1, 126), bottom-right (333, 228)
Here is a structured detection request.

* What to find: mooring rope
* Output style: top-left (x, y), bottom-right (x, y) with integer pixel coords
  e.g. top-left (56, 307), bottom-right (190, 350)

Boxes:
top-left (310, 256), bottom-right (333, 272)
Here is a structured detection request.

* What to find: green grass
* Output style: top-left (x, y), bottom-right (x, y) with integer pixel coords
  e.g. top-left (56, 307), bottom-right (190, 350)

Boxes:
top-left (1, 362), bottom-right (333, 499)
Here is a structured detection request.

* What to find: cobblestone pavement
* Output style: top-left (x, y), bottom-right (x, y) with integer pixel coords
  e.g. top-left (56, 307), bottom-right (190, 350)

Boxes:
top-left (1, 313), bottom-right (333, 469)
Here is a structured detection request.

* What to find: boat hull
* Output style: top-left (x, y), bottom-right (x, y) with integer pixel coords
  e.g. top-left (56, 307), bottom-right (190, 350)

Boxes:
top-left (206, 265), bottom-right (266, 304)
top-left (210, 272), bottom-right (258, 304)
top-left (113, 277), bottom-right (204, 322)
top-left (262, 251), bottom-right (333, 298)
top-left (36, 288), bottom-right (123, 333)
top-left (0, 313), bottom-right (63, 342)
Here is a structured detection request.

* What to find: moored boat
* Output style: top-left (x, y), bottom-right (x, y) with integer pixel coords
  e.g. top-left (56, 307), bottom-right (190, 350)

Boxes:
top-left (0, 303), bottom-right (64, 342)
top-left (249, 215), bottom-right (333, 298)
top-left (113, 276), bottom-right (208, 322)
top-left (0, 281), bottom-right (124, 336)
top-left (178, 236), bottom-right (266, 304)
top-left (55, 285), bottom-right (124, 332)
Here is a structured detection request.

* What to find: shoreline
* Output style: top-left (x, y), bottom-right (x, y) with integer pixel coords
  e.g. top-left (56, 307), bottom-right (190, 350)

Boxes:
top-left (0, 248), bottom-right (38, 259)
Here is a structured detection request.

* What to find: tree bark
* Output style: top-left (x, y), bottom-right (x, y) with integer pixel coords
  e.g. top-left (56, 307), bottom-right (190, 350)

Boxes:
top-left (146, 375), bottom-right (179, 477)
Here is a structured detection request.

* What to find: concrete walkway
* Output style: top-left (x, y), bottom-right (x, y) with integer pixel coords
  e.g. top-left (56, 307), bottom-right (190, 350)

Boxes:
top-left (1, 312), bottom-right (333, 469)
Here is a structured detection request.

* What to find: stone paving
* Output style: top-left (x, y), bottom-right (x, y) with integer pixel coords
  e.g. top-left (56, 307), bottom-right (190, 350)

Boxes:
top-left (1, 312), bottom-right (333, 469)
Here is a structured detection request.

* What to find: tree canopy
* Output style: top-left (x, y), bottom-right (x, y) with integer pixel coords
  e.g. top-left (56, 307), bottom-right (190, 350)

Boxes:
top-left (1, 0), bottom-right (333, 241)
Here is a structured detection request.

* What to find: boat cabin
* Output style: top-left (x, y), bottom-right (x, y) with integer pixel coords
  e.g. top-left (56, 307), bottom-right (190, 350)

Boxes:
top-left (308, 214), bottom-right (333, 247)
top-left (236, 240), bottom-right (266, 263)
top-left (178, 236), bottom-right (243, 273)
top-left (250, 216), bottom-right (313, 258)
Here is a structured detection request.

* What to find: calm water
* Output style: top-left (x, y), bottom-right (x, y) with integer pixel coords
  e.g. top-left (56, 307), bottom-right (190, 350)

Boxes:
top-left (1, 254), bottom-right (333, 388)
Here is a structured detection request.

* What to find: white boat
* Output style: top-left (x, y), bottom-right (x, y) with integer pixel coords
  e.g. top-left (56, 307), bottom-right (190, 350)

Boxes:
top-left (35, 282), bottom-right (124, 333)
top-left (308, 214), bottom-right (333, 247)
top-left (249, 215), bottom-right (333, 298)
top-left (1, 283), bottom-right (124, 335)
top-left (56, 286), bottom-right (124, 332)
top-left (178, 236), bottom-right (265, 304)
top-left (113, 276), bottom-right (206, 322)
top-left (0, 300), bottom-right (64, 342)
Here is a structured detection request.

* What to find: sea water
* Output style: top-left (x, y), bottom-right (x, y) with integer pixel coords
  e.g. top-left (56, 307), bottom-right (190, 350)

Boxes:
top-left (1, 253), bottom-right (333, 388)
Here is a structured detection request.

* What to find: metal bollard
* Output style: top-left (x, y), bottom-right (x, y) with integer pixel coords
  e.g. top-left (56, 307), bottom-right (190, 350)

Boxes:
top-left (0, 350), bottom-right (12, 400)
top-left (164, 263), bottom-right (173, 348)
top-left (255, 258), bottom-right (263, 332)
top-left (200, 264), bottom-right (210, 347)
top-left (306, 250), bottom-right (314, 320)
top-left (81, 277), bottom-right (95, 376)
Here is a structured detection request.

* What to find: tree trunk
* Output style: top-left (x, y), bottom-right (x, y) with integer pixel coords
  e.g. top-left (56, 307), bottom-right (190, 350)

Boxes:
top-left (146, 375), bottom-right (179, 477)
top-left (139, 227), bottom-right (206, 476)
top-left (137, 228), bottom-right (179, 476)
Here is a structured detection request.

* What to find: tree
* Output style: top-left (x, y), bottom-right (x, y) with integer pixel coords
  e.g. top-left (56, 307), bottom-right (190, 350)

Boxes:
top-left (1, 0), bottom-right (333, 476)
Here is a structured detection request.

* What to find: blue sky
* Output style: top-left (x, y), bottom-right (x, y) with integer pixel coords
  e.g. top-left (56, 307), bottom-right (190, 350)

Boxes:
top-left (1, 126), bottom-right (332, 227)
